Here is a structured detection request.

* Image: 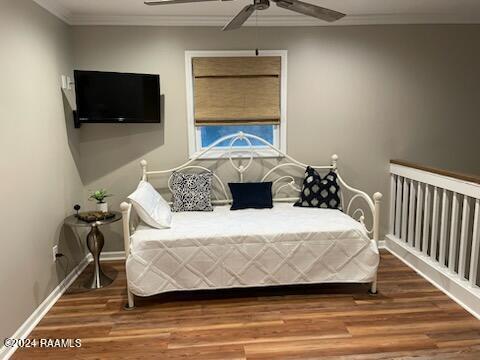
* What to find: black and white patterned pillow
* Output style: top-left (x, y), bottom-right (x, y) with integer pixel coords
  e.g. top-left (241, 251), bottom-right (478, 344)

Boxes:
top-left (294, 167), bottom-right (342, 210)
top-left (171, 172), bottom-right (213, 212)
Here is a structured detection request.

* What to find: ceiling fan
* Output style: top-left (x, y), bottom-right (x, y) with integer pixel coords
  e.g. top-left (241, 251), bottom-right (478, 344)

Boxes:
top-left (144, 0), bottom-right (346, 31)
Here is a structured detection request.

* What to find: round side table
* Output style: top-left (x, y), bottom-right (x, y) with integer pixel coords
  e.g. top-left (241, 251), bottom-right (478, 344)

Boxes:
top-left (65, 211), bottom-right (122, 289)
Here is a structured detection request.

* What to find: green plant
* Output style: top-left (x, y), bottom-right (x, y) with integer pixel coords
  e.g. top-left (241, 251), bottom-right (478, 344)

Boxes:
top-left (88, 189), bottom-right (112, 204)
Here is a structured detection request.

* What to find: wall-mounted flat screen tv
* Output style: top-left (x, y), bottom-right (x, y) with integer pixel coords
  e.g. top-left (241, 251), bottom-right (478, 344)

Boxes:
top-left (74, 70), bottom-right (161, 125)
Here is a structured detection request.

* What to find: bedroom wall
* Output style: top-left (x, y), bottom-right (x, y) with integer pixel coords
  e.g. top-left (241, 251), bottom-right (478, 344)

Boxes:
top-left (0, 0), bottom-right (85, 343)
top-left (72, 25), bottom-right (480, 251)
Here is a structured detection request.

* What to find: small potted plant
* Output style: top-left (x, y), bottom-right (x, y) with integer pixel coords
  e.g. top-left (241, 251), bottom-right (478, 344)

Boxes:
top-left (89, 189), bottom-right (112, 213)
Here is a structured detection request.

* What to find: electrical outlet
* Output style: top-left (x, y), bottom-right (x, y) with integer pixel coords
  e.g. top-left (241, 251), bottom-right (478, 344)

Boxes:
top-left (52, 245), bottom-right (59, 262)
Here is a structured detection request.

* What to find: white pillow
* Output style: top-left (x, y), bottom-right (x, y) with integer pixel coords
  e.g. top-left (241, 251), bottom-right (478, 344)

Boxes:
top-left (128, 180), bottom-right (172, 229)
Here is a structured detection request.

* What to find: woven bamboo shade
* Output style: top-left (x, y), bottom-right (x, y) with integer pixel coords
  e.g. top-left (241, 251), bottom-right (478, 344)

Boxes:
top-left (193, 57), bottom-right (281, 126)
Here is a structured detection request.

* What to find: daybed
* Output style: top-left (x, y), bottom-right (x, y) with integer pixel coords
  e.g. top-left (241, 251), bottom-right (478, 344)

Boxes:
top-left (121, 132), bottom-right (382, 309)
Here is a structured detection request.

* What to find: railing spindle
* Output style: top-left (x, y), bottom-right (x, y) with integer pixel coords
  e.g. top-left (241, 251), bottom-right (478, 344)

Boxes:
top-left (448, 192), bottom-right (460, 273)
top-left (469, 199), bottom-right (480, 287)
top-left (389, 174), bottom-right (396, 235)
top-left (458, 195), bottom-right (471, 280)
top-left (401, 177), bottom-right (409, 242)
top-left (430, 187), bottom-right (440, 259)
top-left (408, 180), bottom-right (416, 246)
top-left (415, 182), bottom-right (423, 251)
top-left (395, 176), bottom-right (403, 237)
top-left (389, 160), bottom-right (480, 302)
top-left (422, 185), bottom-right (431, 255)
top-left (439, 189), bottom-right (449, 267)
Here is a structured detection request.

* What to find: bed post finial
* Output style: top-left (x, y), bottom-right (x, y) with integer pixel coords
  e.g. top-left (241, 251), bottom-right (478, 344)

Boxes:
top-left (140, 160), bottom-right (148, 181)
top-left (331, 154), bottom-right (339, 170)
top-left (120, 201), bottom-right (128, 213)
top-left (120, 202), bottom-right (130, 212)
top-left (373, 192), bottom-right (383, 201)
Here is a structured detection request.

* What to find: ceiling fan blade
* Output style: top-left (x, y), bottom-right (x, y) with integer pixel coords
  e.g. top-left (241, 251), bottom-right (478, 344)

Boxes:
top-left (274, 0), bottom-right (345, 22)
top-left (222, 5), bottom-right (256, 31)
top-left (145, 0), bottom-right (219, 6)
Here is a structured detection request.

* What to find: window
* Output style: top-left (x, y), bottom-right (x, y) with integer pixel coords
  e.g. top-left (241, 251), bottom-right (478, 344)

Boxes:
top-left (200, 125), bottom-right (275, 148)
top-left (186, 50), bottom-right (287, 158)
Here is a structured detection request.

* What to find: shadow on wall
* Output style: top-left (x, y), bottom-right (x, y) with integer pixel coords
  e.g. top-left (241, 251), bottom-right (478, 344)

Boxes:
top-left (54, 225), bottom-right (86, 290)
top-left (78, 95), bottom-right (165, 185)
top-left (63, 90), bottom-right (82, 173)
top-left (58, 225), bottom-right (86, 265)
top-left (32, 224), bottom-right (86, 306)
top-left (30, 91), bottom-right (88, 306)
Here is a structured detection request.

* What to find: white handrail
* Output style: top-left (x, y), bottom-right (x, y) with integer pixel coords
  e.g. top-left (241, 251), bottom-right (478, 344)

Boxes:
top-left (390, 163), bottom-right (480, 199)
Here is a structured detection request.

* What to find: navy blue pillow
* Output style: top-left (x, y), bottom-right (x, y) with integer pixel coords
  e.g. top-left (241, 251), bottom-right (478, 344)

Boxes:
top-left (229, 182), bottom-right (273, 210)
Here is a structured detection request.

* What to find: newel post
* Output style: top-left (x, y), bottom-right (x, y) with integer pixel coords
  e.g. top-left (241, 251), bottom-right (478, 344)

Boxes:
top-left (140, 160), bottom-right (148, 181)
top-left (370, 192), bottom-right (383, 295)
top-left (373, 192), bottom-right (383, 243)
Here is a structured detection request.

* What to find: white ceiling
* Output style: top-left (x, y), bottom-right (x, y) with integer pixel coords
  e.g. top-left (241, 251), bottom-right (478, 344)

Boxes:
top-left (33, 0), bottom-right (480, 26)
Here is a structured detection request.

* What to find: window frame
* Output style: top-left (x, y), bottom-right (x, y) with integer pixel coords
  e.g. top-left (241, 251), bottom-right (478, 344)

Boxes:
top-left (185, 50), bottom-right (288, 159)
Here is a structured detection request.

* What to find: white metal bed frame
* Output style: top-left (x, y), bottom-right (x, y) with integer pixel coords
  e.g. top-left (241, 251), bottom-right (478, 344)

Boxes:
top-left (120, 132), bottom-right (382, 309)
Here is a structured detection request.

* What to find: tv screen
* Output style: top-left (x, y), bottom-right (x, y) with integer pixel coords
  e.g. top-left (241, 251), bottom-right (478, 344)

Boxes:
top-left (74, 70), bottom-right (161, 124)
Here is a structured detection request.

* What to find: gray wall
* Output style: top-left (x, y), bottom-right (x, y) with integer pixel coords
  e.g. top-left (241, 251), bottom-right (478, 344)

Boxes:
top-left (1, 10), bottom-right (480, 342)
top-left (73, 25), bottom-right (480, 251)
top-left (0, 0), bottom-right (85, 343)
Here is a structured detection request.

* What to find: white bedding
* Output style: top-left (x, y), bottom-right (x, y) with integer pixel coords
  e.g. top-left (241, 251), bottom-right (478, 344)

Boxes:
top-left (126, 203), bottom-right (379, 297)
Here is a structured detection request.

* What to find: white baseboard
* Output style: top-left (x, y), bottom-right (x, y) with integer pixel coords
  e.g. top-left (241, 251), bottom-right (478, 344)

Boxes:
top-left (385, 234), bottom-right (480, 320)
top-left (0, 254), bottom-right (90, 360)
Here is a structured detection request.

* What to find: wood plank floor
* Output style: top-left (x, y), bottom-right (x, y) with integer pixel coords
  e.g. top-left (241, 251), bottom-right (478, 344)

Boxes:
top-left (14, 250), bottom-right (480, 359)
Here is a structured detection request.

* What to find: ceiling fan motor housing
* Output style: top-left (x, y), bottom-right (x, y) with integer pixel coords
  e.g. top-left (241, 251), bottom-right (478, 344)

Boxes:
top-left (254, 0), bottom-right (270, 11)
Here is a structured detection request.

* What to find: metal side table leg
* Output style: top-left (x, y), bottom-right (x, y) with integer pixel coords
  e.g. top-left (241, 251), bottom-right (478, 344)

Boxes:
top-left (86, 222), bottom-right (113, 289)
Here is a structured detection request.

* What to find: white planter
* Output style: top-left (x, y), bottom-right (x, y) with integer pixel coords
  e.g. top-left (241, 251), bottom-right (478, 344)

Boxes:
top-left (96, 202), bottom-right (108, 213)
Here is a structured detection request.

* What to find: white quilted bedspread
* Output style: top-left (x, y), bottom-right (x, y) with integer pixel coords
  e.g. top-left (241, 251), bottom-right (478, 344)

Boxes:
top-left (126, 203), bottom-right (379, 297)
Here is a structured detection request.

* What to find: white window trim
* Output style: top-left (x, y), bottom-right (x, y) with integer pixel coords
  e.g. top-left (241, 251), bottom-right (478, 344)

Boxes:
top-left (185, 50), bottom-right (288, 159)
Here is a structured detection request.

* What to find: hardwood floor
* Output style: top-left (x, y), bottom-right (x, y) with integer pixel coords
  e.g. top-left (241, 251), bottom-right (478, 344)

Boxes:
top-left (14, 250), bottom-right (480, 359)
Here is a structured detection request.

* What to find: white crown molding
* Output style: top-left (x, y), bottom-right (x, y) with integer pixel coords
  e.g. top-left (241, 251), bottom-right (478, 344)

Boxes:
top-left (29, 1), bottom-right (480, 27)
top-left (67, 13), bottom-right (480, 27)
top-left (32, 0), bottom-right (72, 24)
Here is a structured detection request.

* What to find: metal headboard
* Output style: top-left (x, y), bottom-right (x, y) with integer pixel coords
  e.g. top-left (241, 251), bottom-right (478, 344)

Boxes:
top-left (138, 132), bottom-right (380, 235)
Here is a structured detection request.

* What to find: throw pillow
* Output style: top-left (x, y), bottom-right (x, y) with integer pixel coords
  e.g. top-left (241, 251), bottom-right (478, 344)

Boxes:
top-left (229, 182), bottom-right (273, 210)
top-left (294, 167), bottom-right (342, 209)
top-left (128, 180), bottom-right (172, 229)
top-left (171, 172), bottom-right (214, 212)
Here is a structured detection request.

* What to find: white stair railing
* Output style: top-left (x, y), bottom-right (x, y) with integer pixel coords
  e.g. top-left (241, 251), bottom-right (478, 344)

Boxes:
top-left (388, 160), bottom-right (480, 287)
